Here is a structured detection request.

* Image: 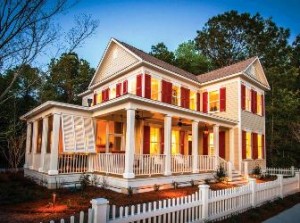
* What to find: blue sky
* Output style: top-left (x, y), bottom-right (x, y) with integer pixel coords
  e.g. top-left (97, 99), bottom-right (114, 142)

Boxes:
top-left (58, 0), bottom-right (300, 68)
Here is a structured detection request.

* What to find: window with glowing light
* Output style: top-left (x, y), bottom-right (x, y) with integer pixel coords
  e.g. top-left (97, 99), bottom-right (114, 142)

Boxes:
top-left (150, 127), bottom-right (160, 154)
top-left (246, 132), bottom-right (252, 159)
top-left (209, 91), bottom-right (219, 112)
top-left (151, 78), bottom-right (159, 100)
top-left (171, 130), bottom-right (180, 154)
top-left (129, 77), bottom-right (136, 94)
top-left (257, 93), bottom-right (262, 115)
top-left (245, 88), bottom-right (251, 112)
top-left (209, 133), bottom-right (214, 155)
top-left (97, 93), bottom-right (102, 104)
top-left (172, 86), bottom-right (180, 106)
top-left (190, 91), bottom-right (196, 110)
top-left (110, 86), bottom-right (116, 99)
top-left (96, 120), bottom-right (107, 152)
top-left (257, 134), bottom-right (263, 159)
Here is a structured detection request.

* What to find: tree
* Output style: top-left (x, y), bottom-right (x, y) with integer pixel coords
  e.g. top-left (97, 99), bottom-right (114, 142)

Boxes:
top-left (149, 42), bottom-right (175, 64)
top-left (195, 10), bottom-right (300, 166)
top-left (174, 40), bottom-right (212, 74)
top-left (0, 0), bottom-right (99, 104)
top-left (41, 52), bottom-right (94, 104)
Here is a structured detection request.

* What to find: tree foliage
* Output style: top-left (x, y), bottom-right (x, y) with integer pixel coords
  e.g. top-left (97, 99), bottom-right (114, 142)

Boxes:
top-left (149, 42), bottom-right (175, 64)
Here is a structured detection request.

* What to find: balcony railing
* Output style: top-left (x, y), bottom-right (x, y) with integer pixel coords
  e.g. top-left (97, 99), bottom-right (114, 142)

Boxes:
top-left (134, 154), bottom-right (165, 176)
top-left (58, 153), bottom-right (88, 174)
top-left (171, 155), bottom-right (193, 173)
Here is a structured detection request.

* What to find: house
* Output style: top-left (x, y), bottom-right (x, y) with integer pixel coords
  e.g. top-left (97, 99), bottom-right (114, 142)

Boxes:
top-left (20, 38), bottom-right (270, 192)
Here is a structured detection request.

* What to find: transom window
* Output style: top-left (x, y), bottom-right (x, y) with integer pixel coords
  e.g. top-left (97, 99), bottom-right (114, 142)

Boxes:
top-left (209, 90), bottom-right (219, 112)
top-left (246, 132), bottom-right (252, 159)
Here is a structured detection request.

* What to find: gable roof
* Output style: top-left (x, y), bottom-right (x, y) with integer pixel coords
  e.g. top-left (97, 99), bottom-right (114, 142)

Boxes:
top-left (114, 39), bottom-right (199, 82)
top-left (197, 57), bottom-right (258, 83)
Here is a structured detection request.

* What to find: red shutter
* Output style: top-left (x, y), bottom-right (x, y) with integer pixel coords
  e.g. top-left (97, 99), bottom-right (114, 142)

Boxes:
top-left (262, 134), bottom-right (265, 159)
top-left (203, 133), bottom-right (208, 155)
top-left (102, 89), bottom-right (106, 102)
top-left (219, 131), bottom-right (225, 159)
top-left (160, 128), bottom-right (164, 154)
top-left (94, 93), bottom-right (97, 105)
top-left (181, 87), bottom-right (186, 108)
top-left (180, 131), bottom-right (185, 155)
top-left (254, 91), bottom-right (257, 113)
top-left (106, 88), bottom-right (110, 101)
top-left (143, 126), bottom-right (150, 154)
top-left (167, 82), bottom-right (172, 103)
top-left (220, 87), bottom-right (226, 112)
top-left (144, 74), bottom-right (151, 99)
top-left (197, 93), bottom-right (201, 111)
top-left (186, 88), bottom-right (190, 109)
top-left (241, 84), bottom-right (246, 110)
top-left (251, 89), bottom-right (257, 113)
top-left (252, 133), bottom-right (258, 159)
top-left (242, 130), bottom-right (246, 159)
top-left (123, 80), bottom-right (128, 94)
top-left (161, 80), bottom-right (167, 102)
top-left (202, 92), bottom-right (208, 113)
top-left (116, 83), bottom-right (122, 97)
top-left (136, 74), bottom-right (142, 96)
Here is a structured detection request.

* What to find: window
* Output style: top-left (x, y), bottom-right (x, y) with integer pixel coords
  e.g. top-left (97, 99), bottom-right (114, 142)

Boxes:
top-left (46, 115), bottom-right (53, 153)
top-left (209, 133), bottom-right (214, 155)
top-left (129, 77), bottom-right (136, 94)
top-left (257, 134), bottom-right (263, 159)
top-left (97, 92), bottom-right (102, 104)
top-left (36, 119), bottom-right (43, 153)
top-left (171, 130), bottom-right (180, 154)
top-left (151, 78), bottom-right (159, 100)
top-left (108, 121), bottom-right (124, 152)
top-left (246, 132), bottom-right (252, 159)
top-left (96, 120), bottom-right (107, 153)
top-left (245, 88), bottom-right (251, 111)
top-left (29, 123), bottom-right (33, 153)
top-left (172, 86), bottom-right (180, 106)
top-left (110, 86), bottom-right (116, 99)
top-left (190, 91), bottom-right (196, 110)
top-left (150, 127), bottom-right (160, 154)
top-left (257, 93), bottom-right (262, 116)
top-left (209, 90), bottom-right (219, 112)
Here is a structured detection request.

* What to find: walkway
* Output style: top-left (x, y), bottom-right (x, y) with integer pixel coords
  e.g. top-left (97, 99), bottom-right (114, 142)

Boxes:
top-left (263, 203), bottom-right (300, 223)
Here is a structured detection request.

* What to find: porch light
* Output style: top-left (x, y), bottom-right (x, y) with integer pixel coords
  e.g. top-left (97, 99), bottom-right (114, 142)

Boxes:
top-left (204, 125), bottom-right (209, 135)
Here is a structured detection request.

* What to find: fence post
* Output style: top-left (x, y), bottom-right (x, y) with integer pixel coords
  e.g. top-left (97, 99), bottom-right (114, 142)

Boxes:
top-left (295, 172), bottom-right (300, 191)
top-left (199, 184), bottom-right (210, 220)
top-left (291, 166), bottom-right (295, 176)
top-left (277, 174), bottom-right (284, 198)
top-left (91, 198), bottom-right (109, 223)
top-left (243, 161), bottom-right (249, 180)
top-left (227, 161), bottom-right (232, 181)
top-left (249, 178), bottom-right (257, 207)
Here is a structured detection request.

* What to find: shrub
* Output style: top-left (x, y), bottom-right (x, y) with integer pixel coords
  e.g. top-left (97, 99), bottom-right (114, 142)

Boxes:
top-left (172, 181), bottom-right (178, 189)
top-left (153, 184), bottom-right (160, 192)
top-left (190, 179), bottom-right (195, 187)
top-left (99, 176), bottom-right (109, 189)
top-left (204, 178), bottom-right (211, 184)
top-left (79, 173), bottom-right (90, 195)
top-left (252, 165), bottom-right (262, 176)
top-left (214, 165), bottom-right (227, 182)
top-left (127, 186), bottom-right (133, 196)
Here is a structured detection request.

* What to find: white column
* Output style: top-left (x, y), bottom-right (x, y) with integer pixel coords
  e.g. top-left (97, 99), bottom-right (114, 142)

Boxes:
top-left (192, 120), bottom-right (199, 173)
top-left (123, 109), bottom-right (136, 179)
top-left (39, 117), bottom-right (49, 172)
top-left (48, 113), bottom-right (60, 175)
top-left (213, 125), bottom-right (219, 169)
top-left (164, 115), bottom-right (172, 176)
top-left (91, 198), bottom-right (109, 223)
top-left (24, 122), bottom-right (32, 168)
top-left (249, 178), bottom-right (257, 207)
top-left (30, 121), bottom-right (38, 169)
top-left (229, 128), bottom-right (234, 164)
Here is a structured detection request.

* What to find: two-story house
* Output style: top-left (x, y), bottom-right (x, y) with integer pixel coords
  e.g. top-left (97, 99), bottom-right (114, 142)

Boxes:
top-left (21, 38), bottom-right (270, 192)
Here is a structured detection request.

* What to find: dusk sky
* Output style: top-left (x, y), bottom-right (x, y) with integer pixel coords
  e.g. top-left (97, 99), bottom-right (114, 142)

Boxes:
top-left (57, 0), bottom-right (300, 68)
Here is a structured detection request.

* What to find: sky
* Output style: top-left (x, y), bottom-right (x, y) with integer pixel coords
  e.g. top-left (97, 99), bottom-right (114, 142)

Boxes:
top-left (56, 0), bottom-right (300, 68)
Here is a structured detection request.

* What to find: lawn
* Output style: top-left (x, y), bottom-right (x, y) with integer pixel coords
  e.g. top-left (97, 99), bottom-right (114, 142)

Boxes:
top-left (0, 171), bottom-right (292, 223)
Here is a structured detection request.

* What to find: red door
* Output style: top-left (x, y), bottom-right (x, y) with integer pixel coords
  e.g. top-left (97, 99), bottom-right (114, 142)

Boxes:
top-left (143, 126), bottom-right (150, 154)
top-left (203, 133), bottom-right (208, 155)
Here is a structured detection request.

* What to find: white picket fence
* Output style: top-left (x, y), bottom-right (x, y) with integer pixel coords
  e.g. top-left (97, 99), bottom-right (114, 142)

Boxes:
top-left (46, 171), bottom-right (300, 223)
top-left (266, 166), bottom-right (299, 176)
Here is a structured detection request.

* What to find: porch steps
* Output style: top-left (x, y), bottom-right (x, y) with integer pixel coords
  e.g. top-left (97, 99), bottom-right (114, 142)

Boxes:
top-left (228, 171), bottom-right (248, 185)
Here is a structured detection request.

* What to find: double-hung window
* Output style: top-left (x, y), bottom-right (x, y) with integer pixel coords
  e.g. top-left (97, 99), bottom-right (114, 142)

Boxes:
top-left (209, 90), bottom-right (219, 112)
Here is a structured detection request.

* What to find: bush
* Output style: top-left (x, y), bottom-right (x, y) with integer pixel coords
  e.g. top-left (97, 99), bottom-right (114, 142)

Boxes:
top-left (252, 165), bottom-right (262, 176)
top-left (127, 186), bottom-right (133, 196)
top-left (79, 173), bottom-right (90, 195)
top-left (172, 181), bottom-right (178, 189)
top-left (153, 184), bottom-right (160, 192)
top-left (214, 165), bottom-right (227, 182)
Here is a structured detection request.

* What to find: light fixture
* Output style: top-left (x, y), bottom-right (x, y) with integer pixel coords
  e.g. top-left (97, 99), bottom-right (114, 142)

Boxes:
top-left (204, 124), bottom-right (209, 135)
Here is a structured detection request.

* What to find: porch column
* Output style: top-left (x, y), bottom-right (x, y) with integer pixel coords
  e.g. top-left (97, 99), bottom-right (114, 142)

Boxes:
top-left (48, 113), bottom-right (60, 175)
top-left (30, 120), bottom-right (38, 170)
top-left (24, 122), bottom-right (32, 168)
top-left (229, 128), bottom-right (235, 164)
top-left (213, 124), bottom-right (219, 169)
top-left (192, 120), bottom-right (199, 173)
top-left (123, 108), bottom-right (136, 179)
top-left (164, 115), bottom-right (172, 176)
top-left (39, 116), bottom-right (48, 172)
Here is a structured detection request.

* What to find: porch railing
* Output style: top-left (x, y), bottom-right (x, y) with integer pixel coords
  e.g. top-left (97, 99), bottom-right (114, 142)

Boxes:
top-left (92, 153), bottom-right (125, 175)
top-left (58, 154), bottom-right (88, 174)
top-left (198, 155), bottom-right (215, 171)
top-left (171, 155), bottom-right (192, 173)
top-left (134, 154), bottom-right (165, 176)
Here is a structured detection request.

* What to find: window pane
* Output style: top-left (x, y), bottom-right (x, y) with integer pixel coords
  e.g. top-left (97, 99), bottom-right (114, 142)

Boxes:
top-left (246, 132), bottom-right (252, 159)
top-left (246, 88), bottom-right (251, 111)
top-left (190, 91), bottom-right (196, 110)
top-left (209, 133), bottom-right (214, 155)
top-left (151, 78), bottom-right (159, 100)
top-left (257, 135), bottom-right (262, 159)
top-left (36, 119), bottom-right (43, 153)
top-left (96, 120), bottom-right (106, 152)
top-left (129, 77), bottom-right (136, 94)
top-left (171, 130), bottom-right (179, 154)
top-left (150, 127), bottom-right (159, 154)
top-left (172, 86), bottom-right (179, 105)
top-left (46, 115), bottom-right (53, 153)
top-left (209, 91), bottom-right (219, 112)
top-left (257, 93), bottom-right (262, 115)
